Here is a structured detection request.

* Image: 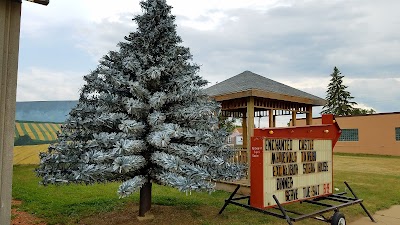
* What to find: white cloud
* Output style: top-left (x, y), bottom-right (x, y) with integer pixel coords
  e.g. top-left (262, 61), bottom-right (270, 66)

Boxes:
top-left (346, 78), bottom-right (400, 112)
top-left (73, 14), bottom-right (136, 60)
top-left (281, 77), bottom-right (400, 113)
top-left (353, 103), bottom-right (375, 110)
top-left (325, 42), bottom-right (400, 68)
top-left (179, 12), bottom-right (229, 31)
top-left (169, 0), bottom-right (288, 19)
top-left (17, 68), bottom-right (84, 101)
top-left (77, 0), bottom-right (140, 23)
top-left (22, 0), bottom-right (139, 27)
top-left (280, 77), bottom-right (330, 92)
top-left (18, 0), bottom-right (400, 114)
top-left (21, 0), bottom-right (284, 37)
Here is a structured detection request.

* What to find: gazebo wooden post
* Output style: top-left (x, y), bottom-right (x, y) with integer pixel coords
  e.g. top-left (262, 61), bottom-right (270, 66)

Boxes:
top-left (246, 97), bottom-right (254, 182)
top-left (242, 111), bottom-right (247, 148)
top-left (292, 111), bottom-right (297, 126)
top-left (268, 109), bottom-right (274, 128)
top-left (306, 105), bottom-right (313, 125)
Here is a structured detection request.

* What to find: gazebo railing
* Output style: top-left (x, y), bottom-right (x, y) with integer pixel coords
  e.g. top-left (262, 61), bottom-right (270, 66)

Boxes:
top-left (230, 146), bottom-right (249, 179)
top-left (215, 146), bottom-right (250, 190)
top-left (230, 146), bottom-right (248, 165)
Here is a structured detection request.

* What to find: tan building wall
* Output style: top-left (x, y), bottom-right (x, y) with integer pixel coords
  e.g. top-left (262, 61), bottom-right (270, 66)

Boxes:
top-left (297, 113), bottom-right (400, 156)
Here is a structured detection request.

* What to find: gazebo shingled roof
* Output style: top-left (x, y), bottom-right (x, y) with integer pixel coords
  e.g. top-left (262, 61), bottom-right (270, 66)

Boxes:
top-left (205, 71), bottom-right (326, 106)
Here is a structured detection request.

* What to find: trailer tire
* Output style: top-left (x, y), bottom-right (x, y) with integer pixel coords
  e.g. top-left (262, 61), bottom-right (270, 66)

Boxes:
top-left (331, 212), bottom-right (346, 225)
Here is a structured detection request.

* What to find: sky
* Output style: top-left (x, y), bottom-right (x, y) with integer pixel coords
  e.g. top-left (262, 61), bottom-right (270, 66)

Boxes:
top-left (18, 0), bottom-right (400, 117)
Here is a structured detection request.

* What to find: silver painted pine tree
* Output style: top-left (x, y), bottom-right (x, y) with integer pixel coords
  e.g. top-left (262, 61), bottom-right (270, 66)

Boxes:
top-left (36, 0), bottom-right (245, 217)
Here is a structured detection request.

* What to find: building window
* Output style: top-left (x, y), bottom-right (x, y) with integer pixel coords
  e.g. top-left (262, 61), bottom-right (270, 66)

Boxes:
top-left (396, 128), bottom-right (400, 141)
top-left (227, 136), bottom-right (232, 144)
top-left (339, 129), bottom-right (359, 141)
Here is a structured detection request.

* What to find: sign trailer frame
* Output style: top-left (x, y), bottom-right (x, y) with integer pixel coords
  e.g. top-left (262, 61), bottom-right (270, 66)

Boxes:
top-left (219, 115), bottom-right (375, 225)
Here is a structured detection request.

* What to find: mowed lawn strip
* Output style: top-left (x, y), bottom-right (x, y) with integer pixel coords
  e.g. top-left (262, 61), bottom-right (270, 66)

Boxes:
top-left (48, 123), bottom-right (61, 137)
top-left (13, 144), bottom-right (49, 165)
top-left (36, 123), bottom-right (51, 141)
top-left (14, 121), bottom-right (63, 142)
top-left (31, 123), bottom-right (46, 140)
top-left (18, 122), bottom-right (32, 139)
top-left (333, 154), bottom-right (400, 176)
top-left (15, 122), bottom-right (25, 137)
top-left (43, 123), bottom-right (58, 140)
top-left (12, 153), bottom-right (400, 225)
top-left (14, 126), bottom-right (19, 139)
top-left (26, 123), bottom-right (40, 140)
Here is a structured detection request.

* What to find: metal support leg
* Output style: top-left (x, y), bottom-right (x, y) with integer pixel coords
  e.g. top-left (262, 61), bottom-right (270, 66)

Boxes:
top-left (344, 181), bottom-right (376, 222)
top-left (273, 195), bottom-right (293, 225)
top-left (219, 185), bottom-right (241, 214)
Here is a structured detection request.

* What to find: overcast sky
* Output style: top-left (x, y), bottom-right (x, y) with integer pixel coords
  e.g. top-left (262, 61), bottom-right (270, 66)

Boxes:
top-left (19, 0), bottom-right (400, 115)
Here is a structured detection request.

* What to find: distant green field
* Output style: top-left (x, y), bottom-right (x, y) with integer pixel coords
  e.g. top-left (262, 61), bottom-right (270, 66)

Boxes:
top-left (14, 144), bottom-right (49, 165)
top-left (14, 121), bottom-right (62, 146)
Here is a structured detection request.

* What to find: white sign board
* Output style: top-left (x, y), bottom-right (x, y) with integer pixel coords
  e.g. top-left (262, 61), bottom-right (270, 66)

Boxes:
top-left (262, 138), bottom-right (332, 207)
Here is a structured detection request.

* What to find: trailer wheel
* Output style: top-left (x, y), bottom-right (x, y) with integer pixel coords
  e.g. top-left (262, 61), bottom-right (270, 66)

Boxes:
top-left (331, 212), bottom-right (346, 225)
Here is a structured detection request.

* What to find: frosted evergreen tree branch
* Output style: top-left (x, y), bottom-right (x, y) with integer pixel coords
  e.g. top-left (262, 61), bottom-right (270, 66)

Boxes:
top-left (112, 155), bottom-right (146, 174)
top-left (118, 176), bottom-right (146, 198)
top-left (36, 0), bottom-right (246, 201)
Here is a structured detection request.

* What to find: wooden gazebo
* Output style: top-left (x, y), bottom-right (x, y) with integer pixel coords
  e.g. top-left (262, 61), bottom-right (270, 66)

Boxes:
top-left (205, 71), bottom-right (325, 191)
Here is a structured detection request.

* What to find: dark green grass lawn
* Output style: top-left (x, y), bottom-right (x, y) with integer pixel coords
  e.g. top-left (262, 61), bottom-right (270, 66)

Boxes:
top-left (12, 154), bottom-right (400, 225)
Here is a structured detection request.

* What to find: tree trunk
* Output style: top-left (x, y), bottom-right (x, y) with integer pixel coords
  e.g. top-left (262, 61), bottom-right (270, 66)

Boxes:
top-left (138, 180), bottom-right (152, 217)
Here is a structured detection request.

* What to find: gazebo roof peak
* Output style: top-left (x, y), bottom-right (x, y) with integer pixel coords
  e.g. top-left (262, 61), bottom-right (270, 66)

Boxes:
top-left (205, 70), bottom-right (325, 106)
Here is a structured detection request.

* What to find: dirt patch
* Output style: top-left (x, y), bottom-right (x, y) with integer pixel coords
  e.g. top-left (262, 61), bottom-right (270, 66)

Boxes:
top-left (79, 204), bottom-right (191, 225)
top-left (12, 200), bottom-right (46, 225)
top-left (11, 200), bottom-right (212, 225)
top-left (78, 202), bottom-right (211, 225)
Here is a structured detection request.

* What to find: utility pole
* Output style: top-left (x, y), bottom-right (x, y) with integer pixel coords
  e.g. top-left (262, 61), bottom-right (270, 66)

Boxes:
top-left (0, 1), bottom-right (48, 224)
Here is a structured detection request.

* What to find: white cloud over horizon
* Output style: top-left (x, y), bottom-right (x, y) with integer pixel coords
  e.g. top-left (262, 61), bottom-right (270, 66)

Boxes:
top-left (18, 0), bottom-right (400, 114)
top-left (17, 68), bottom-right (84, 101)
